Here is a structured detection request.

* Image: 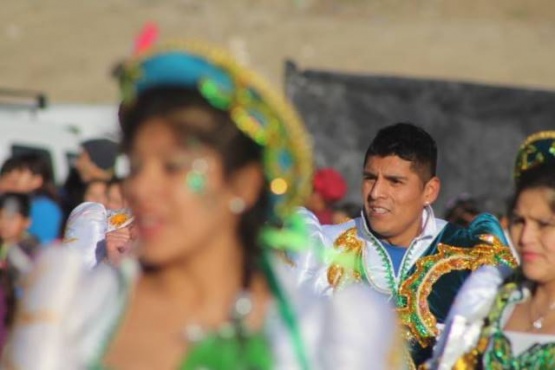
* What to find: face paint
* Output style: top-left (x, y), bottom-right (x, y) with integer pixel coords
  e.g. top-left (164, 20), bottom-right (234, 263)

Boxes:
top-left (186, 158), bottom-right (209, 194)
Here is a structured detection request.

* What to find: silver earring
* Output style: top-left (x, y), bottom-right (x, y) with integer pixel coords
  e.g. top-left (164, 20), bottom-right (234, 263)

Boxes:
top-left (229, 197), bottom-right (246, 214)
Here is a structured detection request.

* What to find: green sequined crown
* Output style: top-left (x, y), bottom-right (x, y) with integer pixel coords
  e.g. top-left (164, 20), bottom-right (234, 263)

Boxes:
top-left (514, 131), bottom-right (555, 181)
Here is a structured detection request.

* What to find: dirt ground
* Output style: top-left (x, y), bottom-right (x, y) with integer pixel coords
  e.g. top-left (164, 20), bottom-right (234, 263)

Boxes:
top-left (1, 0), bottom-right (555, 103)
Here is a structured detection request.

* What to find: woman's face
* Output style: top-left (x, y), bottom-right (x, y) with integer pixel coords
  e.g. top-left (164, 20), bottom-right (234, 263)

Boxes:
top-left (125, 118), bottom-right (238, 266)
top-left (510, 187), bottom-right (555, 284)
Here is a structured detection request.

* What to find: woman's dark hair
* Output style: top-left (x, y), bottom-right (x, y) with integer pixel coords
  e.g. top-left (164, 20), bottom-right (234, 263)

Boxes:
top-left (121, 87), bottom-right (269, 286)
top-left (509, 165), bottom-right (555, 216)
top-left (0, 193), bottom-right (31, 218)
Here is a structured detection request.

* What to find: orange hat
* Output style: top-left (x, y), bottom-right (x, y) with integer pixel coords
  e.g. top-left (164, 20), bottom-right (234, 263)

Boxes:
top-left (313, 168), bottom-right (347, 203)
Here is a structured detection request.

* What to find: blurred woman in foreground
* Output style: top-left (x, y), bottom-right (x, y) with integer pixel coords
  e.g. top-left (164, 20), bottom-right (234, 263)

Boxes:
top-left (2, 40), bottom-right (403, 369)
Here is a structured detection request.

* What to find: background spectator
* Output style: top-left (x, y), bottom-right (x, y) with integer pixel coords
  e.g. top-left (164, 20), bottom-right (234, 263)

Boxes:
top-left (305, 167), bottom-right (348, 224)
top-left (106, 177), bottom-right (127, 210)
top-left (61, 138), bottom-right (118, 221)
top-left (444, 193), bottom-right (481, 227)
top-left (0, 193), bottom-right (39, 263)
top-left (0, 154), bottom-right (62, 244)
top-left (83, 179), bottom-right (109, 206)
top-left (331, 202), bottom-right (361, 224)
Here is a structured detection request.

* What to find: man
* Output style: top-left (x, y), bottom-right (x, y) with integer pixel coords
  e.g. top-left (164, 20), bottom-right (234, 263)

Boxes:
top-left (298, 123), bottom-right (516, 366)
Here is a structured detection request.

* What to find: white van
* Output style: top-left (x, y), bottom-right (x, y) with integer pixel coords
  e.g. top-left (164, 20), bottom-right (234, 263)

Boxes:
top-left (0, 90), bottom-right (120, 184)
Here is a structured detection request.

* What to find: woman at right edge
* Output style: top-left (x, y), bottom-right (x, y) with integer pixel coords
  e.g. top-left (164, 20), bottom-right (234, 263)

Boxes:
top-left (425, 131), bottom-right (555, 369)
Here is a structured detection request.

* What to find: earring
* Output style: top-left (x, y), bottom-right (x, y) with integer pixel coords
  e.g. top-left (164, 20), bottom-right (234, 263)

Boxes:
top-left (229, 197), bottom-right (246, 214)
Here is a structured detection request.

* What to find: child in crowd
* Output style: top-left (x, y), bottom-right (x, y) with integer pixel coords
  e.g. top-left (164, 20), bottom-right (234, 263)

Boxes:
top-left (106, 177), bottom-right (127, 210)
top-left (0, 193), bottom-right (39, 350)
top-left (0, 154), bottom-right (62, 244)
top-left (0, 193), bottom-right (38, 261)
top-left (83, 179), bottom-right (109, 206)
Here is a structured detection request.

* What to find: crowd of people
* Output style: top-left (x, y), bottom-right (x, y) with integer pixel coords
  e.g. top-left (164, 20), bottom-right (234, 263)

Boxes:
top-left (0, 35), bottom-right (553, 370)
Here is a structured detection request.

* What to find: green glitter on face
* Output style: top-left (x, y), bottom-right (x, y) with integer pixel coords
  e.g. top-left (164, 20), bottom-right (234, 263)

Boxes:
top-left (186, 171), bottom-right (206, 193)
top-left (185, 157), bottom-right (209, 194)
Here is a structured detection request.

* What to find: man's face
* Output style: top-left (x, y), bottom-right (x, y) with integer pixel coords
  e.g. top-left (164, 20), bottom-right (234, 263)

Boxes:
top-left (361, 155), bottom-right (439, 247)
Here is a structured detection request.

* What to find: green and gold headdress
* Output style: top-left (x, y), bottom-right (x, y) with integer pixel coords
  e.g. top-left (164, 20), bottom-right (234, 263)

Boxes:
top-left (119, 41), bottom-right (313, 223)
top-left (514, 130), bottom-right (555, 181)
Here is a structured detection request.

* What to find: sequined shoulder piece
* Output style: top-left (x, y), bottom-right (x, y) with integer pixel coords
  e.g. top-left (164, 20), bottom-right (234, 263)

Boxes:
top-left (326, 227), bottom-right (364, 289)
top-left (397, 234), bottom-right (517, 348)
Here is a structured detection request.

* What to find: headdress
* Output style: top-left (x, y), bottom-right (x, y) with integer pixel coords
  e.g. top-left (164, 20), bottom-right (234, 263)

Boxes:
top-left (514, 131), bottom-right (555, 181)
top-left (118, 41), bottom-right (313, 224)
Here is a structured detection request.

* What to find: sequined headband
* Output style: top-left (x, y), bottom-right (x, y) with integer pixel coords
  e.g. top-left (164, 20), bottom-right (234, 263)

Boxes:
top-left (514, 131), bottom-right (555, 181)
top-left (118, 41), bottom-right (313, 221)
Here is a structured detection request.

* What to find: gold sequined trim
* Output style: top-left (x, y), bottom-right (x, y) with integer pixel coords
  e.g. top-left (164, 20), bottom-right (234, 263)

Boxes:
top-left (326, 227), bottom-right (363, 289)
top-left (397, 234), bottom-right (517, 348)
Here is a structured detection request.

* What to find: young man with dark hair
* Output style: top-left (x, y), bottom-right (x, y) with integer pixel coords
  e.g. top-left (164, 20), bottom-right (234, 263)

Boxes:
top-left (298, 122), bottom-right (516, 367)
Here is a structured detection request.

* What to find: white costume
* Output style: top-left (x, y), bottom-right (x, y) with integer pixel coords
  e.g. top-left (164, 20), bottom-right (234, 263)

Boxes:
top-left (294, 206), bottom-right (516, 367)
top-left (2, 247), bottom-right (406, 370)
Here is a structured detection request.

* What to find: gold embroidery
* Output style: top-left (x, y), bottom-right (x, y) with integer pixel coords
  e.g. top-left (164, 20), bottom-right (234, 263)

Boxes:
top-left (326, 227), bottom-right (363, 288)
top-left (397, 234), bottom-right (517, 348)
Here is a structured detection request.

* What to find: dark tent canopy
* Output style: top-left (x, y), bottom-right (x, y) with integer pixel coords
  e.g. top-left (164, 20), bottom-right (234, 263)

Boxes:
top-left (285, 61), bottom-right (555, 216)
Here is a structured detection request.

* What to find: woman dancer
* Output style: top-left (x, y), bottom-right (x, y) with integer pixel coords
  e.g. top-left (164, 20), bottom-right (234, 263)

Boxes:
top-left (426, 131), bottom-right (555, 369)
top-left (3, 41), bottom-right (403, 370)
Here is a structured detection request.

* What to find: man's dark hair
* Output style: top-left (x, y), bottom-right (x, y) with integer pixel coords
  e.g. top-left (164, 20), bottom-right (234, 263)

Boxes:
top-left (0, 153), bottom-right (58, 201)
top-left (363, 122), bottom-right (437, 181)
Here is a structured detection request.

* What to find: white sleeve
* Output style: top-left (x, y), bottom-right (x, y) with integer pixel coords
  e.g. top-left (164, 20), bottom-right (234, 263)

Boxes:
top-left (320, 285), bottom-right (406, 370)
top-left (62, 202), bottom-right (107, 269)
top-left (427, 265), bottom-right (510, 370)
top-left (270, 263), bottom-right (406, 370)
top-left (1, 248), bottom-right (85, 370)
top-left (291, 207), bottom-right (334, 296)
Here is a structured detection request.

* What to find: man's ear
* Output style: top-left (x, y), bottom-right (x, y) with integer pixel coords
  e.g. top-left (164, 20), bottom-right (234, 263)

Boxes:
top-left (423, 176), bottom-right (441, 205)
top-left (228, 163), bottom-right (265, 211)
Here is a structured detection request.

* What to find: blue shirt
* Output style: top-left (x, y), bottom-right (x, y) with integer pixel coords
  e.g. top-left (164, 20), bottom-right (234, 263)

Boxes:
top-left (29, 195), bottom-right (62, 245)
top-left (381, 241), bottom-right (408, 276)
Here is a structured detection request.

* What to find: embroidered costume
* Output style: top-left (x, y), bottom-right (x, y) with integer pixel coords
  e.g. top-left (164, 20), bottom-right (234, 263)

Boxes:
top-left (297, 205), bottom-right (516, 367)
top-left (424, 130), bottom-right (555, 370)
top-left (2, 247), bottom-right (404, 370)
